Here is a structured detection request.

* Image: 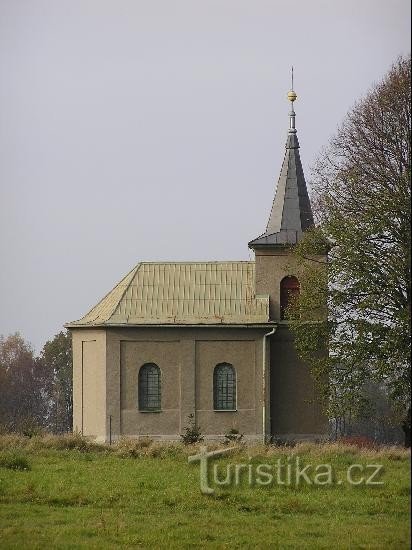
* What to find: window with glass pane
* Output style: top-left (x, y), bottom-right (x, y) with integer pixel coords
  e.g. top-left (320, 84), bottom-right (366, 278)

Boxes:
top-left (138, 363), bottom-right (161, 411)
top-left (213, 363), bottom-right (236, 410)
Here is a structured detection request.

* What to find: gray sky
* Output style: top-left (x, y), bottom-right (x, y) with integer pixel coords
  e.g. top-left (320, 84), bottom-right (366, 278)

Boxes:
top-left (0, 0), bottom-right (410, 351)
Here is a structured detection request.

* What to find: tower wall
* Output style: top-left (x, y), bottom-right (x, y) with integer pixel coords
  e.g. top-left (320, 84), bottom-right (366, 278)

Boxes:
top-left (270, 327), bottom-right (327, 439)
top-left (254, 246), bottom-right (328, 440)
top-left (254, 247), bottom-right (296, 321)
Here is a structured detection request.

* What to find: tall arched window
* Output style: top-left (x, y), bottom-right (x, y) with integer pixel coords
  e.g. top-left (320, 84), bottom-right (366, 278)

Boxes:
top-left (213, 363), bottom-right (236, 411)
top-left (138, 363), bottom-right (161, 411)
top-left (280, 275), bottom-right (300, 320)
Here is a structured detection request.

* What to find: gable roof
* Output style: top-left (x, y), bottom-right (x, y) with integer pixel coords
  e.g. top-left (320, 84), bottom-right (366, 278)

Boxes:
top-left (66, 262), bottom-right (269, 327)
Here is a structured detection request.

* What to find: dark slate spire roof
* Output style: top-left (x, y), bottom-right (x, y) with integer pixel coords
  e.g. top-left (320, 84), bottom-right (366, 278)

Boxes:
top-left (249, 89), bottom-right (314, 247)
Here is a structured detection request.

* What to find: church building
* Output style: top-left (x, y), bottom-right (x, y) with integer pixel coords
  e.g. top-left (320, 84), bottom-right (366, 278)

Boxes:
top-left (66, 87), bottom-right (327, 442)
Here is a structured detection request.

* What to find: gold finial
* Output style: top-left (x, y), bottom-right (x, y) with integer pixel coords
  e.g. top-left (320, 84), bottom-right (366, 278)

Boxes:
top-left (287, 66), bottom-right (297, 102)
top-left (287, 90), bottom-right (297, 102)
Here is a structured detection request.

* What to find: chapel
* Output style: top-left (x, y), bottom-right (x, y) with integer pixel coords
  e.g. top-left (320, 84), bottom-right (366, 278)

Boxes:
top-left (66, 87), bottom-right (327, 442)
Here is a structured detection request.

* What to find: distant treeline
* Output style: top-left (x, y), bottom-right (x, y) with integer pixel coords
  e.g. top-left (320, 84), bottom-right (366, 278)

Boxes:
top-left (0, 331), bottom-right (72, 435)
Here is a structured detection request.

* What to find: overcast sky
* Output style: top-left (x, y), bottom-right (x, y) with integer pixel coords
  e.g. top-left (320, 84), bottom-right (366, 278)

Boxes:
top-left (0, 0), bottom-right (410, 351)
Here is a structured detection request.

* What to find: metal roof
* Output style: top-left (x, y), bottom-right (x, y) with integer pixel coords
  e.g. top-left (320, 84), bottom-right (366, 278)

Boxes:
top-left (66, 262), bottom-right (270, 327)
top-left (249, 95), bottom-right (314, 248)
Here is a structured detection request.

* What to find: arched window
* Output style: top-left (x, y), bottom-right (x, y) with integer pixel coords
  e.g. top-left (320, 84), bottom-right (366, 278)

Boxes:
top-left (280, 275), bottom-right (300, 320)
top-left (213, 363), bottom-right (236, 411)
top-left (138, 363), bottom-right (161, 411)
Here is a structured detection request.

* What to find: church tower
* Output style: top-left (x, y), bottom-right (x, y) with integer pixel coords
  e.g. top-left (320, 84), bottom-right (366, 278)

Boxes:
top-left (249, 82), bottom-right (327, 439)
top-left (249, 83), bottom-right (314, 319)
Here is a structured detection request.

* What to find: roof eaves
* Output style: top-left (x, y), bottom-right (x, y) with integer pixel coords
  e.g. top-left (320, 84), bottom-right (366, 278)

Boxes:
top-left (248, 231), bottom-right (295, 248)
top-left (66, 321), bottom-right (276, 329)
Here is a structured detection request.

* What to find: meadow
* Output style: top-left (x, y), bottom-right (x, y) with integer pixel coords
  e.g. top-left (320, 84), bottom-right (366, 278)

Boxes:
top-left (0, 434), bottom-right (410, 549)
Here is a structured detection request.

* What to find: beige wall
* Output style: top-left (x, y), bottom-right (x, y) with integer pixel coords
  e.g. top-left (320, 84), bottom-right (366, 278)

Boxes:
top-left (195, 339), bottom-right (261, 437)
top-left (120, 340), bottom-right (181, 436)
top-left (72, 329), bottom-right (106, 440)
top-left (104, 327), bottom-right (268, 441)
top-left (254, 248), bottom-right (299, 321)
top-left (71, 323), bottom-right (327, 441)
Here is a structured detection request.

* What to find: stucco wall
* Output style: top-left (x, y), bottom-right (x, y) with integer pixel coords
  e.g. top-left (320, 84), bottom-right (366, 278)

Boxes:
top-left (104, 327), bottom-right (268, 440)
top-left (195, 339), bottom-right (261, 437)
top-left (72, 329), bottom-right (106, 439)
top-left (254, 247), bottom-right (328, 438)
top-left (254, 248), bottom-right (298, 321)
top-left (71, 322), bottom-right (326, 441)
top-left (270, 327), bottom-right (327, 438)
top-left (120, 340), bottom-right (181, 436)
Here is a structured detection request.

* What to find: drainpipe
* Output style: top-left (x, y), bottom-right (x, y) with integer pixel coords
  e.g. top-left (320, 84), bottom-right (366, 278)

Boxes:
top-left (262, 327), bottom-right (276, 443)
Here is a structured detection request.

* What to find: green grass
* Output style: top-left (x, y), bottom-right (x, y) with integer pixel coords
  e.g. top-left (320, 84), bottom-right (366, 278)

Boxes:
top-left (0, 451), bottom-right (30, 471)
top-left (0, 436), bottom-right (410, 549)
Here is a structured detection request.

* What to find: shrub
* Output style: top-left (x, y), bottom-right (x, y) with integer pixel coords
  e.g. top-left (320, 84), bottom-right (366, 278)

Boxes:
top-left (180, 414), bottom-right (203, 445)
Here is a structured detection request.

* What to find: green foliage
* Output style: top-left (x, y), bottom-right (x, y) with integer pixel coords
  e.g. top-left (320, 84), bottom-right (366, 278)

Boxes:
top-left (0, 330), bottom-right (73, 434)
top-left (40, 330), bottom-right (73, 433)
top-left (288, 56), bottom-right (411, 441)
top-left (0, 333), bottom-right (48, 433)
top-left (180, 413), bottom-right (204, 445)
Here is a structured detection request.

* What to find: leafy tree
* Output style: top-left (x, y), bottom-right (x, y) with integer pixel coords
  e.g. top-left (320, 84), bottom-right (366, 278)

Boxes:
top-left (288, 56), bottom-right (411, 445)
top-left (0, 333), bottom-right (49, 433)
top-left (40, 330), bottom-right (73, 433)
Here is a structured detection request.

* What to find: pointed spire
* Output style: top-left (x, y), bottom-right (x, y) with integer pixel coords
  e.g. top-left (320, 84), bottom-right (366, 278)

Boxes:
top-left (286, 73), bottom-right (299, 150)
top-left (249, 75), bottom-right (314, 248)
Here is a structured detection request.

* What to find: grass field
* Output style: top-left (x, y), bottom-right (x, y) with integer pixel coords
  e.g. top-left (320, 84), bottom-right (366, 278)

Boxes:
top-left (0, 435), bottom-right (410, 549)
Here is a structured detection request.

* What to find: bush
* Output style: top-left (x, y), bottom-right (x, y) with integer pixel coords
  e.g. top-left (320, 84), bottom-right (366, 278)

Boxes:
top-left (180, 414), bottom-right (203, 445)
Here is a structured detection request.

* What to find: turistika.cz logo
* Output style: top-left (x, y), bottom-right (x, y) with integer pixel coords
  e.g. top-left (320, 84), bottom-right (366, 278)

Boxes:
top-left (188, 446), bottom-right (384, 495)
